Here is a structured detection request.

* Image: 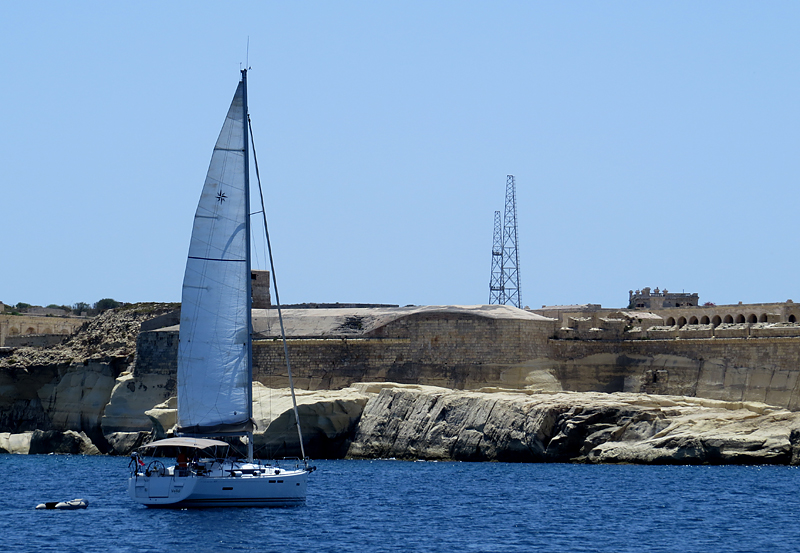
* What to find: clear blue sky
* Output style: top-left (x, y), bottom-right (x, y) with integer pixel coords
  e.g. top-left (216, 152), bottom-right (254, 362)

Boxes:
top-left (2, 2), bottom-right (799, 310)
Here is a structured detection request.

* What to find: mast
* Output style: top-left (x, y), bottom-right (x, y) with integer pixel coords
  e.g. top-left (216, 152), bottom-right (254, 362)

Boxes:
top-left (242, 68), bottom-right (254, 462)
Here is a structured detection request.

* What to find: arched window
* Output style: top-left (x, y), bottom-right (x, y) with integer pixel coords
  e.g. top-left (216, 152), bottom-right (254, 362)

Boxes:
top-left (736, 314), bottom-right (745, 323)
top-left (759, 314), bottom-right (768, 322)
top-left (790, 314), bottom-right (797, 323)
top-left (724, 315), bottom-right (734, 323)
top-left (747, 314), bottom-right (757, 324)
top-left (666, 317), bottom-right (676, 326)
top-left (677, 316), bottom-right (687, 328)
top-left (689, 316), bottom-right (698, 325)
top-left (701, 316), bottom-right (710, 324)
top-left (712, 315), bottom-right (722, 327)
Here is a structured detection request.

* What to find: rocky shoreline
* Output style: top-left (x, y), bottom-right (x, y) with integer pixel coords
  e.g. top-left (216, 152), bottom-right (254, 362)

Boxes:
top-left (2, 304), bottom-right (800, 464)
top-left (348, 385), bottom-right (800, 464)
top-left (3, 382), bottom-right (800, 465)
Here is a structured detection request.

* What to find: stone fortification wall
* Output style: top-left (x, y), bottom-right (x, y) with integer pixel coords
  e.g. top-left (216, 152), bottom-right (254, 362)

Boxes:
top-left (133, 330), bottom-right (179, 376)
top-left (129, 306), bottom-right (800, 411)
top-left (100, 328), bottom-right (179, 441)
top-left (533, 300), bottom-right (800, 331)
top-left (0, 314), bottom-right (86, 347)
top-left (654, 300), bottom-right (800, 326)
top-left (134, 309), bottom-right (559, 391)
top-left (546, 336), bottom-right (800, 410)
top-left (557, 320), bottom-right (800, 341)
top-left (364, 310), bottom-right (554, 363)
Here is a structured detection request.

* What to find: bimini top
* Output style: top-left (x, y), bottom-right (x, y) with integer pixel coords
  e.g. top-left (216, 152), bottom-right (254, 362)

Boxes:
top-left (139, 437), bottom-right (229, 450)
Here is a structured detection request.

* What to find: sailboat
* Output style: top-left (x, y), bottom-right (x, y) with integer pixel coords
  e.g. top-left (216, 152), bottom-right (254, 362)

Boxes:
top-left (128, 69), bottom-right (311, 508)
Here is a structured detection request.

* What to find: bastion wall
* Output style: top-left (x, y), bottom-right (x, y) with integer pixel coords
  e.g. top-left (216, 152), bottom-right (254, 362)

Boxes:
top-left (130, 305), bottom-right (800, 410)
top-left (547, 337), bottom-right (800, 409)
top-left (134, 310), bottom-right (559, 391)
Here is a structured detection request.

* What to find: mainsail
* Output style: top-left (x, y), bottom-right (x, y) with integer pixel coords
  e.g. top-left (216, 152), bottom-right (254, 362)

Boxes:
top-left (177, 79), bottom-right (253, 435)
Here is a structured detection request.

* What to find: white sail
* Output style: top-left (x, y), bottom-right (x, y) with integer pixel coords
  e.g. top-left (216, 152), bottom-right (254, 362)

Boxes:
top-left (177, 80), bottom-right (252, 435)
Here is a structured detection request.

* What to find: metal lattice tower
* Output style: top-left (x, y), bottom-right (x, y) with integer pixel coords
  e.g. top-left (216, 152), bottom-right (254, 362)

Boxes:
top-left (501, 175), bottom-right (521, 308)
top-left (488, 210), bottom-right (504, 304)
top-left (488, 175), bottom-right (521, 308)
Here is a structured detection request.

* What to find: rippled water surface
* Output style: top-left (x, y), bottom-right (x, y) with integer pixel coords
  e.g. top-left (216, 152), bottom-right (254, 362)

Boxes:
top-left (2, 455), bottom-right (800, 552)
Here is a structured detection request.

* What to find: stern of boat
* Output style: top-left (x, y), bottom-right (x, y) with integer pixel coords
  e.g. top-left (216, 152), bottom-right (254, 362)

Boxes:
top-left (128, 469), bottom-right (199, 507)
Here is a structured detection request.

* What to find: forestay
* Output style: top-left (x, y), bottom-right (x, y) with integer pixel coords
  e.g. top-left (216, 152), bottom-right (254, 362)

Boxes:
top-left (177, 81), bottom-right (253, 435)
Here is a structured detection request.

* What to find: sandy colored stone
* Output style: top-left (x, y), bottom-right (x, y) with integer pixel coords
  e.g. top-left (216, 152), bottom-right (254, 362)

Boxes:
top-left (347, 385), bottom-right (800, 464)
top-left (38, 361), bottom-right (117, 435)
top-left (144, 396), bottom-right (177, 439)
top-left (101, 373), bottom-right (174, 436)
top-left (251, 384), bottom-right (370, 458)
top-left (137, 383), bottom-right (372, 459)
top-left (0, 431), bottom-right (33, 454)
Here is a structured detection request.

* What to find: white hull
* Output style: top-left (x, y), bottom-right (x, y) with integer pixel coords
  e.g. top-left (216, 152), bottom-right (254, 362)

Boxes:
top-left (128, 462), bottom-right (308, 508)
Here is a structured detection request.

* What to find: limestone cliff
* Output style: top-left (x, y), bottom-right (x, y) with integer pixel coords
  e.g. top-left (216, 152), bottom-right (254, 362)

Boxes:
top-left (139, 383), bottom-right (372, 459)
top-left (0, 303), bottom-right (177, 451)
top-left (3, 299), bottom-right (800, 465)
top-left (347, 385), bottom-right (800, 464)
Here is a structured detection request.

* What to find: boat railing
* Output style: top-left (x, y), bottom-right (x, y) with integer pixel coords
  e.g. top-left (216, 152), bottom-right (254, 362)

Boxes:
top-left (281, 457), bottom-right (316, 472)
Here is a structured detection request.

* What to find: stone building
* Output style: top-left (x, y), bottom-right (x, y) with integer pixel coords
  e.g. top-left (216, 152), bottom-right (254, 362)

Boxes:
top-left (531, 287), bottom-right (800, 332)
top-left (251, 270), bottom-right (271, 309)
top-left (625, 286), bottom-right (799, 327)
top-left (628, 287), bottom-right (698, 309)
top-left (0, 313), bottom-right (86, 347)
top-left (654, 300), bottom-right (800, 327)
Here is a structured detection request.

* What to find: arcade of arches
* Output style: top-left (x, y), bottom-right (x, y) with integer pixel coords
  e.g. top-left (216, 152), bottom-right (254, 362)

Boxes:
top-left (0, 314), bottom-right (86, 347)
top-left (664, 306), bottom-right (799, 328)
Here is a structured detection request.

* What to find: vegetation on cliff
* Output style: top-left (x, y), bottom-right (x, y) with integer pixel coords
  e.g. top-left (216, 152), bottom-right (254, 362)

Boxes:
top-left (3, 298), bottom-right (130, 316)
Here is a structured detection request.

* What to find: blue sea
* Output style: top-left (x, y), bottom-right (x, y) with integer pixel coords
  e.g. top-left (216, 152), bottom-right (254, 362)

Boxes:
top-left (2, 455), bottom-right (800, 553)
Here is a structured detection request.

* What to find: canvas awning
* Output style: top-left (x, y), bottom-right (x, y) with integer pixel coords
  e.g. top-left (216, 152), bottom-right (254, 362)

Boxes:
top-left (139, 437), bottom-right (229, 450)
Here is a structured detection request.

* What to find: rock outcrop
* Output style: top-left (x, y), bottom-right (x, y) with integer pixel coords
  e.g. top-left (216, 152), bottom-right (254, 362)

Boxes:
top-left (0, 431), bottom-right (33, 454)
top-left (347, 385), bottom-right (800, 464)
top-left (102, 372), bottom-right (175, 448)
top-left (0, 303), bottom-right (178, 452)
top-left (251, 384), bottom-right (371, 459)
top-left (28, 430), bottom-right (101, 455)
top-left (136, 383), bottom-right (372, 459)
top-left (0, 429), bottom-right (100, 455)
top-left (6, 375), bottom-right (800, 464)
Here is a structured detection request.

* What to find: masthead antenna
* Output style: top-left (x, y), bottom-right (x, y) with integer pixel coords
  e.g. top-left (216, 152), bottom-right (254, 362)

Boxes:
top-left (246, 36), bottom-right (250, 70)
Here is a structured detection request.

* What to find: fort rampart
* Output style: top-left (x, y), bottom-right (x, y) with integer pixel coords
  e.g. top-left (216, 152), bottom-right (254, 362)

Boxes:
top-left (547, 336), bottom-right (800, 409)
top-left (134, 307), bottom-right (558, 391)
top-left (129, 304), bottom-right (800, 411)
